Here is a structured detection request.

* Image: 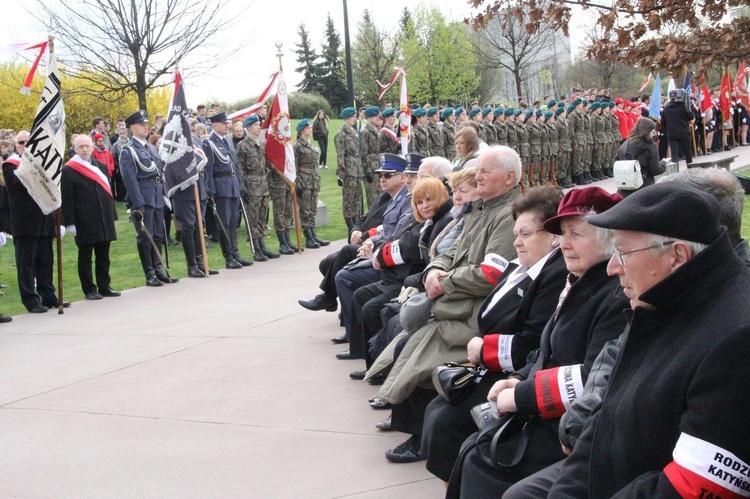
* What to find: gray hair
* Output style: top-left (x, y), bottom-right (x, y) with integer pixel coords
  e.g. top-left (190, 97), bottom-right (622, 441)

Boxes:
top-left (582, 210), bottom-right (615, 258)
top-left (644, 233), bottom-right (708, 259)
top-left (478, 145), bottom-right (521, 185)
top-left (421, 156), bottom-right (453, 180)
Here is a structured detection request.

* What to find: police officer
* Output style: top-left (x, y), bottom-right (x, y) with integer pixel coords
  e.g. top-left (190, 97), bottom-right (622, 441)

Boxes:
top-left (440, 107), bottom-right (456, 160)
top-left (120, 110), bottom-right (178, 286)
top-left (378, 107), bottom-right (401, 156)
top-left (294, 118), bottom-right (329, 249)
top-left (203, 111), bottom-right (252, 268)
top-left (236, 114), bottom-right (279, 262)
top-left (335, 106), bottom-right (364, 232)
top-left (359, 105), bottom-right (382, 208)
top-left (410, 107), bottom-right (431, 156)
top-left (426, 107), bottom-right (445, 158)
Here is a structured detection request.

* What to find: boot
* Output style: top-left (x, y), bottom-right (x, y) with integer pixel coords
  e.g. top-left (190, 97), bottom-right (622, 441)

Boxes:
top-left (137, 242), bottom-right (162, 287)
top-left (258, 237), bottom-right (280, 259)
top-left (252, 239), bottom-right (269, 262)
top-left (277, 231), bottom-right (295, 255)
top-left (182, 229), bottom-right (206, 278)
top-left (304, 228), bottom-right (321, 249)
top-left (285, 230), bottom-right (301, 252)
top-left (230, 228), bottom-right (253, 266)
top-left (528, 164), bottom-right (536, 187)
top-left (193, 230), bottom-right (219, 275)
top-left (311, 227), bottom-right (329, 246)
top-left (603, 167), bottom-right (614, 178)
top-left (220, 233), bottom-right (242, 269)
top-left (153, 245), bottom-right (179, 283)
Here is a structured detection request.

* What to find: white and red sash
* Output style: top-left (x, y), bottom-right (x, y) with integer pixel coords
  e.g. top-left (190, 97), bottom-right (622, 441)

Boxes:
top-left (3, 154), bottom-right (20, 168)
top-left (380, 127), bottom-right (399, 145)
top-left (65, 155), bottom-right (113, 198)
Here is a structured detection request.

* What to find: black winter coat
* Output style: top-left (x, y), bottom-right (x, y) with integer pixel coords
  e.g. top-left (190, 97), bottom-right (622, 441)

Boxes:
top-left (61, 159), bottom-right (118, 246)
top-left (2, 156), bottom-right (56, 238)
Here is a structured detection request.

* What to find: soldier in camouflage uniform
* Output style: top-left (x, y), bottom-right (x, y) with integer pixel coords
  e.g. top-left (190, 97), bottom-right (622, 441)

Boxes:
top-left (268, 150), bottom-right (296, 255)
top-left (236, 114), bottom-right (280, 262)
top-left (516, 110), bottom-right (530, 188)
top-left (555, 107), bottom-right (574, 188)
top-left (538, 110), bottom-right (550, 185)
top-left (599, 103), bottom-right (614, 178)
top-left (545, 111), bottom-right (558, 185)
top-left (526, 111), bottom-right (542, 186)
top-left (440, 107), bottom-right (456, 160)
top-left (607, 102), bottom-right (621, 176)
top-left (359, 105), bottom-right (382, 209)
top-left (568, 98), bottom-right (590, 185)
top-left (469, 108), bottom-right (486, 143)
top-left (589, 102), bottom-right (606, 180)
top-left (378, 107), bottom-right (401, 156)
top-left (294, 118), bottom-right (329, 250)
top-left (455, 106), bottom-right (468, 126)
top-left (426, 107), bottom-right (445, 158)
top-left (482, 107), bottom-right (497, 145)
top-left (409, 107), bottom-right (431, 156)
top-left (582, 100), bottom-right (596, 182)
top-left (494, 107), bottom-right (507, 146)
top-left (335, 106), bottom-right (364, 232)
top-left (505, 108), bottom-right (517, 153)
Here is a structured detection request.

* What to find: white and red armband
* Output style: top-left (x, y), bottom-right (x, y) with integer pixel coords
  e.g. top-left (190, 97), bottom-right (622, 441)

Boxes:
top-left (664, 433), bottom-right (750, 498)
top-left (482, 334), bottom-right (515, 372)
top-left (481, 253), bottom-right (510, 286)
top-left (380, 241), bottom-right (404, 267)
top-left (367, 225), bottom-right (383, 239)
top-left (534, 365), bottom-right (584, 419)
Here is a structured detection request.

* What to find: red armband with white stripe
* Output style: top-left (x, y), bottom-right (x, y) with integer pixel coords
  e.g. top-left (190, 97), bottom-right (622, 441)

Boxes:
top-left (380, 241), bottom-right (404, 267)
top-left (534, 365), bottom-right (584, 418)
top-left (481, 253), bottom-right (510, 286)
top-left (367, 225), bottom-right (382, 239)
top-left (482, 334), bottom-right (515, 372)
top-left (664, 433), bottom-right (750, 498)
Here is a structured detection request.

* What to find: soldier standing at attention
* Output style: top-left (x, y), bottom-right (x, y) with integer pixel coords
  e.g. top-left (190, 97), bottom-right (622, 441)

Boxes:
top-left (469, 107), bottom-right (486, 143)
top-left (335, 107), bottom-right (364, 232)
top-left (360, 106), bottom-right (382, 209)
top-left (569, 98), bottom-right (591, 185)
top-left (410, 107), bottom-right (431, 156)
top-left (526, 110), bottom-right (541, 186)
top-left (494, 107), bottom-right (507, 146)
top-left (426, 107), bottom-right (445, 159)
top-left (538, 110), bottom-right (550, 184)
top-left (440, 107), bottom-right (456, 160)
top-left (120, 110), bottom-right (178, 286)
top-left (294, 118), bottom-right (329, 249)
top-left (378, 108), bottom-right (400, 156)
top-left (515, 109), bottom-right (530, 186)
top-left (203, 112), bottom-right (253, 268)
top-left (505, 108), bottom-right (517, 153)
top-left (455, 106), bottom-right (468, 126)
top-left (482, 107), bottom-right (497, 146)
top-left (236, 114), bottom-right (279, 262)
top-left (582, 100), bottom-right (596, 182)
top-left (555, 106), bottom-right (574, 187)
top-left (589, 102), bottom-right (606, 180)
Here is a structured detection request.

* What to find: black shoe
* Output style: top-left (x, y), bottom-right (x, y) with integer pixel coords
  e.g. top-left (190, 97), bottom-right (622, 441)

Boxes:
top-left (336, 349), bottom-right (354, 360)
top-left (146, 276), bottom-right (163, 287)
top-left (42, 301), bottom-right (71, 308)
top-left (370, 398), bottom-right (392, 409)
top-left (225, 259), bottom-right (243, 269)
top-left (298, 294), bottom-right (337, 312)
top-left (385, 435), bottom-right (423, 463)
top-left (208, 268), bottom-right (220, 275)
top-left (187, 265), bottom-right (206, 278)
top-left (99, 287), bottom-right (121, 297)
top-left (85, 291), bottom-right (103, 300)
top-left (234, 256), bottom-right (254, 267)
top-left (368, 373), bottom-right (387, 386)
top-left (155, 268), bottom-right (179, 283)
top-left (0, 314), bottom-right (11, 323)
top-left (330, 334), bottom-right (348, 344)
top-left (29, 304), bottom-right (49, 313)
top-left (376, 415), bottom-right (392, 431)
top-left (350, 370), bottom-right (366, 380)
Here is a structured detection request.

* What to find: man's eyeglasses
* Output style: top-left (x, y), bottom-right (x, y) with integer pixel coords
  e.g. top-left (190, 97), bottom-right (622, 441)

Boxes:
top-left (16, 140), bottom-right (26, 145)
top-left (613, 241), bottom-right (674, 265)
top-left (378, 172), bottom-right (395, 179)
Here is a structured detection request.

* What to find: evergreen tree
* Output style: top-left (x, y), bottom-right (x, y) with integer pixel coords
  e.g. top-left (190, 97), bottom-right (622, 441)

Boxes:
top-left (295, 23), bottom-right (320, 93)
top-left (317, 13), bottom-right (349, 112)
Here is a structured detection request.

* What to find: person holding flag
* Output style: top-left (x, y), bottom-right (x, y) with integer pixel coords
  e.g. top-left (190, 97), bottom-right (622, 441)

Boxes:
top-left (61, 134), bottom-right (119, 300)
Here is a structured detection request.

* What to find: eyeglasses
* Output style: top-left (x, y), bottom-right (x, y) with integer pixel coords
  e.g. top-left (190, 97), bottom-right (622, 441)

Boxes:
top-left (613, 241), bottom-right (674, 265)
top-left (377, 173), bottom-right (395, 179)
top-left (16, 140), bottom-right (26, 145)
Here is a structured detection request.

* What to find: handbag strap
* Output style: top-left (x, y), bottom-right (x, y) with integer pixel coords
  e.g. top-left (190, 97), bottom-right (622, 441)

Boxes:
top-left (489, 415), bottom-right (537, 469)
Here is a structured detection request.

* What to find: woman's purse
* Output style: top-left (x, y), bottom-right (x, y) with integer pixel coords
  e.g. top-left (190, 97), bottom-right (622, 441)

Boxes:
top-left (431, 362), bottom-right (481, 404)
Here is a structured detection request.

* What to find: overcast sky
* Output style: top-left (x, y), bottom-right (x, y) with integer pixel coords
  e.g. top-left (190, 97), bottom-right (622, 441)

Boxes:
top-left (0, 0), bottom-right (585, 108)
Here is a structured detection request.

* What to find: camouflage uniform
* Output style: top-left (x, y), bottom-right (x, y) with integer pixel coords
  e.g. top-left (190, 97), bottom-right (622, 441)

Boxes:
top-left (527, 122), bottom-right (542, 185)
top-left (546, 122), bottom-right (558, 184)
top-left (427, 120), bottom-right (445, 158)
top-left (516, 122), bottom-right (530, 184)
top-left (506, 119), bottom-right (517, 153)
top-left (378, 126), bottom-right (401, 156)
top-left (268, 162), bottom-right (292, 232)
top-left (494, 120), bottom-right (508, 146)
top-left (334, 123), bottom-right (363, 220)
top-left (410, 124), bottom-right (431, 156)
top-left (601, 112), bottom-right (613, 173)
top-left (591, 113), bottom-right (606, 176)
top-left (294, 136), bottom-right (320, 229)
top-left (583, 112), bottom-right (594, 175)
top-left (484, 118), bottom-right (497, 145)
top-left (476, 122), bottom-right (487, 143)
top-left (539, 122), bottom-right (550, 184)
top-left (556, 116), bottom-right (572, 183)
top-left (609, 112), bottom-right (622, 167)
top-left (442, 121), bottom-right (456, 160)
top-left (236, 135), bottom-right (270, 239)
top-left (359, 122), bottom-right (381, 208)
top-left (569, 110), bottom-right (585, 177)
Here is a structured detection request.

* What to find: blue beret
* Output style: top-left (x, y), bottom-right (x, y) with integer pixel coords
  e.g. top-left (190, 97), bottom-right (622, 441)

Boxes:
top-left (535, 110), bottom-right (543, 117)
top-left (468, 108), bottom-right (481, 118)
top-left (608, 102), bottom-right (616, 108)
top-left (482, 107), bottom-right (492, 117)
top-left (567, 105), bottom-right (575, 114)
top-left (340, 107), bottom-right (356, 119)
top-left (547, 99), bottom-right (557, 108)
top-left (427, 106), bottom-right (439, 117)
top-left (514, 109), bottom-right (523, 117)
top-left (590, 102), bottom-right (601, 111)
top-left (376, 153), bottom-right (407, 173)
top-left (455, 106), bottom-right (466, 116)
top-left (544, 111), bottom-right (553, 120)
top-left (493, 107), bottom-right (504, 117)
top-left (404, 153), bottom-right (425, 173)
top-left (365, 106), bottom-right (381, 118)
top-left (504, 108), bottom-right (515, 116)
top-left (413, 107), bottom-right (427, 117)
top-left (572, 98), bottom-right (582, 107)
top-left (296, 118), bottom-right (311, 132)
top-left (555, 107), bottom-right (565, 116)
top-left (525, 110), bottom-right (534, 120)
top-left (243, 114), bottom-right (259, 128)
top-left (440, 107), bottom-right (454, 120)
top-left (382, 107), bottom-right (395, 118)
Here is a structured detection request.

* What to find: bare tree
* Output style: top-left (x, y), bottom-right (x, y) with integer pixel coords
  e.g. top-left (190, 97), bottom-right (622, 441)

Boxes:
top-left (35, 0), bottom-right (248, 113)
top-left (351, 9), bottom-right (402, 104)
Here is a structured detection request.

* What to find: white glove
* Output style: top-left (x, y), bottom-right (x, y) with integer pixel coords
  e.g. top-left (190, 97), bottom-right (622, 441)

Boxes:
top-left (398, 286), bottom-right (418, 304)
top-left (66, 225), bottom-right (77, 237)
top-left (59, 226), bottom-right (66, 238)
top-left (0, 232), bottom-right (6, 247)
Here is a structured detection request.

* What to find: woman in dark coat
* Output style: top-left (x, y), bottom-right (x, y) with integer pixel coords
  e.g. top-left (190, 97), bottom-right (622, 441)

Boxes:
top-left (312, 110), bottom-right (329, 169)
top-left (616, 117), bottom-right (665, 198)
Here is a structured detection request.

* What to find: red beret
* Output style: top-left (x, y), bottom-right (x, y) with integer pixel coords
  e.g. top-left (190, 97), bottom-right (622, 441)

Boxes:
top-left (543, 187), bottom-right (623, 235)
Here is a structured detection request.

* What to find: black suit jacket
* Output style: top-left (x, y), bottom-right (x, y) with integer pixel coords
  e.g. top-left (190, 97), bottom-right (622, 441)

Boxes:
top-left (2, 157), bottom-right (56, 238)
top-left (61, 158), bottom-right (118, 246)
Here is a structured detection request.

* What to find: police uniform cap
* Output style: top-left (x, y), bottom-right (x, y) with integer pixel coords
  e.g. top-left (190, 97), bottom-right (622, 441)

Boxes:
top-left (544, 111), bottom-right (554, 120)
top-left (427, 107), bottom-right (439, 117)
top-left (243, 114), bottom-right (259, 128)
top-left (125, 110), bottom-right (149, 127)
top-left (376, 153), bottom-right (407, 173)
top-left (382, 107), bottom-right (396, 118)
top-left (547, 99), bottom-right (557, 108)
top-left (440, 107), bottom-right (454, 120)
top-left (504, 108), bottom-right (515, 116)
top-left (340, 107), bottom-right (356, 119)
top-left (468, 108), bottom-right (481, 118)
top-left (209, 112), bottom-right (228, 123)
top-left (413, 107), bottom-right (427, 117)
top-left (404, 153), bottom-right (425, 174)
top-left (365, 106), bottom-right (381, 118)
top-left (296, 118), bottom-right (311, 132)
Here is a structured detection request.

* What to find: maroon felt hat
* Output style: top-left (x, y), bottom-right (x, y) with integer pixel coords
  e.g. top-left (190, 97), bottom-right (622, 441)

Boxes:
top-left (543, 187), bottom-right (622, 235)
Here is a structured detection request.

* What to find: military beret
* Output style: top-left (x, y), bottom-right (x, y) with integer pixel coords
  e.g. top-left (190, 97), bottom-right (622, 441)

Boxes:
top-left (493, 107), bottom-right (504, 117)
top-left (589, 183), bottom-right (721, 245)
top-left (365, 105), bottom-right (381, 118)
top-left (514, 109), bottom-right (523, 117)
top-left (608, 102), bottom-right (616, 108)
top-left (243, 114), bottom-right (259, 128)
top-left (340, 107), bottom-right (356, 119)
top-left (455, 106), bottom-right (466, 116)
top-left (404, 153), bottom-right (425, 174)
top-left (555, 107), bottom-right (565, 116)
top-left (504, 108), bottom-right (515, 116)
top-left (209, 112), bottom-right (228, 123)
top-left (440, 107), bottom-right (454, 120)
top-left (590, 102), bottom-right (601, 111)
top-left (535, 110), bottom-right (543, 117)
top-left (525, 110), bottom-right (534, 120)
top-left (413, 107), bottom-right (427, 117)
top-left (547, 99), bottom-right (557, 108)
top-left (125, 110), bottom-right (149, 127)
top-left (381, 107), bottom-right (395, 118)
top-left (427, 106), bottom-right (439, 117)
top-left (296, 118), bottom-right (311, 132)
top-left (544, 111), bottom-right (554, 120)
top-left (566, 105), bottom-right (575, 114)
top-left (481, 107), bottom-right (492, 117)
top-left (543, 186), bottom-right (622, 235)
top-left (468, 108), bottom-right (481, 118)
top-left (376, 153), bottom-right (407, 173)
top-left (572, 98), bottom-right (582, 107)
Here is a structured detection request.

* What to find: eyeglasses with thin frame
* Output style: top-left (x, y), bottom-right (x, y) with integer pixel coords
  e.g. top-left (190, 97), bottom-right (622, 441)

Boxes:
top-left (377, 172), bottom-right (395, 179)
top-left (613, 241), bottom-right (674, 265)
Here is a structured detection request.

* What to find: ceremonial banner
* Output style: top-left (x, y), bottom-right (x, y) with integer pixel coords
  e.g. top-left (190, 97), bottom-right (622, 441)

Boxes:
top-left (260, 71), bottom-right (295, 183)
top-left (0, 36), bottom-right (49, 94)
top-left (228, 72), bottom-right (279, 121)
top-left (700, 86), bottom-right (713, 113)
top-left (160, 66), bottom-right (199, 198)
top-left (649, 73), bottom-right (662, 119)
top-left (683, 70), bottom-right (692, 93)
top-left (18, 52), bottom-right (65, 215)
top-left (638, 72), bottom-right (652, 93)
top-left (667, 77), bottom-right (676, 96)
top-left (377, 67), bottom-right (410, 155)
top-left (735, 63), bottom-right (749, 108)
top-left (719, 70), bottom-right (732, 123)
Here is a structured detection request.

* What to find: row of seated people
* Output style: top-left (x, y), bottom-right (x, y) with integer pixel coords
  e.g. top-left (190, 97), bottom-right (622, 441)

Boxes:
top-left (300, 146), bottom-right (750, 497)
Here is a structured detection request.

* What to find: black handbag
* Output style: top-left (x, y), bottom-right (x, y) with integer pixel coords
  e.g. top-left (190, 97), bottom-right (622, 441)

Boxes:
top-left (431, 362), bottom-right (481, 404)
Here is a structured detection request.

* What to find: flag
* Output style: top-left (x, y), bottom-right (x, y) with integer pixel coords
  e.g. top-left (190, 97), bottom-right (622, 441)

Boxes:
top-left (735, 62), bottom-right (749, 108)
top-left (260, 71), bottom-right (295, 183)
top-left (649, 73), bottom-right (662, 119)
top-left (683, 70), bottom-right (692, 93)
top-left (700, 86), bottom-right (713, 113)
top-left (228, 72), bottom-right (279, 121)
top-left (638, 72), bottom-right (652, 93)
top-left (667, 77), bottom-right (676, 96)
top-left (397, 69), bottom-right (410, 156)
top-left (720, 70), bottom-right (732, 122)
top-left (0, 36), bottom-right (49, 94)
top-left (17, 51), bottom-right (65, 215)
top-left (160, 66), bottom-right (200, 198)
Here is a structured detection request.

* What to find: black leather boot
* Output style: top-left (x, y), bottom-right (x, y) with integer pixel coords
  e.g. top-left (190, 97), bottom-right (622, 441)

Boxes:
top-left (252, 239), bottom-right (269, 262)
top-left (258, 237), bottom-right (280, 259)
top-left (304, 228), bottom-right (321, 249)
top-left (277, 231), bottom-right (295, 255)
top-left (220, 233), bottom-right (242, 269)
top-left (230, 228), bottom-right (253, 266)
top-left (153, 245), bottom-right (179, 283)
top-left (311, 227), bottom-right (329, 246)
top-left (285, 230), bottom-right (301, 252)
top-left (193, 230), bottom-right (219, 275)
top-left (182, 230), bottom-right (206, 278)
top-left (137, 242), bottom-right (162, 287)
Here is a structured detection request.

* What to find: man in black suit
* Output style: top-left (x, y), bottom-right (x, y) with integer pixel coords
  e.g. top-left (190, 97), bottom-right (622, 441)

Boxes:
top-left (61, 134), bottom-right (120, 300)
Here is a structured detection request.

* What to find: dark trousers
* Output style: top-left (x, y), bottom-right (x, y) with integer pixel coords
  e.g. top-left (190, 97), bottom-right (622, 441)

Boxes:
top-left (335, 267), bottom-right (380, 350)
top-left (391, 386), bottom-right (438, 438)
top-left (77, 241), bottom-right (111, 294)
top-left (316, 137), bottom-right (328, 166)
top-left (352, 282), bottom-right (401, 366)
top-left (669, 135), bottom-right (693, 164)
top-left (132, 205), bottom-right (165, 245)
top-left (14, 236), bottom-right (56, 310)
top-left (318, 244), bottom-right (360, 298)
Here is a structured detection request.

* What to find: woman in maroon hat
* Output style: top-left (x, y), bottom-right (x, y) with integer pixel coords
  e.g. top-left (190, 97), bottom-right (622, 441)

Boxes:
top-left (448, 186), bottom-right (631, 497)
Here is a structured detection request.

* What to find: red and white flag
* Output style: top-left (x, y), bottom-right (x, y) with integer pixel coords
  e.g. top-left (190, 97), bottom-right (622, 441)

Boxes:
top-left (0, 35), bottom-right (49, 94)
top-left (228, 72), bottom-right (279, 121)
top-left (260, 71), bottom-right (295, 184)
top-left (735, 62), bottom-right (749, 108)
top-left (719, 70), bottom-right (732, 122)
top-left (378, 67), bottom-right (410, 155)
top-left (638, 72), bottom-right (652, 93)
top-left (700, 86), bottom-right (713, 113)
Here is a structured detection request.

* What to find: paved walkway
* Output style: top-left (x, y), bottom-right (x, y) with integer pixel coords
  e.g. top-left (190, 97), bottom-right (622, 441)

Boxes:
top-left (1, 146), bottom-right (748, 498)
